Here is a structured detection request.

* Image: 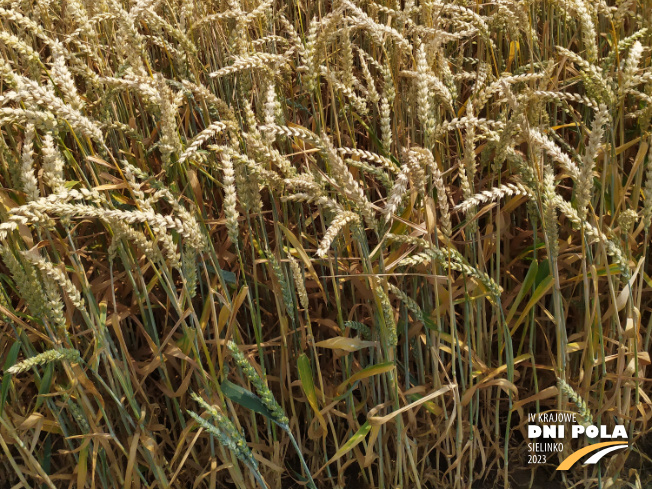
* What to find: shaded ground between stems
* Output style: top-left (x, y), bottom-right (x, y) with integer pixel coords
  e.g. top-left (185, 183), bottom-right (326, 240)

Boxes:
top-left (471, 466), bottom-right (565, 489)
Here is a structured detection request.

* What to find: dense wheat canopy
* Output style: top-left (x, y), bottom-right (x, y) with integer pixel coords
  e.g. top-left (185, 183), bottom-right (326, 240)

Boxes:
top-left (0, 0), bottom-right (651, 487)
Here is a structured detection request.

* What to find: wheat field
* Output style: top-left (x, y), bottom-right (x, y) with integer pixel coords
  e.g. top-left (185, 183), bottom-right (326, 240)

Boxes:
top-left (0, 0), bottom-right (651, 487)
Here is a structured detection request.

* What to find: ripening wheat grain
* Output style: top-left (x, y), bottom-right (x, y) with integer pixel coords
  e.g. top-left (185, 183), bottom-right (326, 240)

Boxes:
top-left (1, 2), bottom-right (651, 489)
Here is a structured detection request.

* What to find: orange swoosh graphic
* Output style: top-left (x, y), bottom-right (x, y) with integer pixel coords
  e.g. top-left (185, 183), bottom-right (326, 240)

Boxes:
top-left (557, 441), bottom-right (628, 470)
